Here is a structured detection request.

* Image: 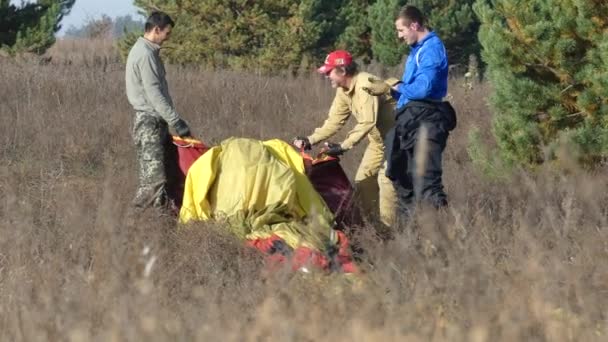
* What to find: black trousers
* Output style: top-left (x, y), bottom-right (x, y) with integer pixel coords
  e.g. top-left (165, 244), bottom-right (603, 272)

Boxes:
top-left (385, 101), bottom-right (455, 215)
top-left (391, 124), bottom-right (448, 211)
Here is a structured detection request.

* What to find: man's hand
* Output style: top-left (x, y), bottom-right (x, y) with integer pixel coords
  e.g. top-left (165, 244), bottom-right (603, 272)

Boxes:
top-left (362, 77), bottom-right (402, 96)
top-left (174, 119), bottom-right (192, 138)
top-left (293, 136), bottom-right (312, 150)
top-left (324, 142), bottom-right (345, 157)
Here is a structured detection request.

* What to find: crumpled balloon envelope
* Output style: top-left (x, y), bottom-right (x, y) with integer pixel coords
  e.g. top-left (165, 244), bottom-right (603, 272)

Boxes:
top-left (179, 137), bottom-right (337, 251)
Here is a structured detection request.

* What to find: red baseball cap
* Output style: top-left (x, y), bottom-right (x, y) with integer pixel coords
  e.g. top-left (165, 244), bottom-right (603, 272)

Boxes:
top-left (317, 50), bottom-right (353, 74)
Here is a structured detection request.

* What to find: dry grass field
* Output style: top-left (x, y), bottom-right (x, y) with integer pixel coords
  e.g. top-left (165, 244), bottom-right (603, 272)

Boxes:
top-left (0, 40), bottom-right (607, 341)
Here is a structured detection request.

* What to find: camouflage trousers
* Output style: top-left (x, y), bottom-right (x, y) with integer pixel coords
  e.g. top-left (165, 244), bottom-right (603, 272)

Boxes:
top-left (131, 112), bottom-right (176, 210)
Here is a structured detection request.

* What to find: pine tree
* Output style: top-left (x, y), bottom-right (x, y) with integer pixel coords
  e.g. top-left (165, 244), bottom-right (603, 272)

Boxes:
top-left (0, 0), bottom-right (75, 54)
top-left (474, 0), bottom-right (608, 166)
top-left (303, 0), bottom-right (347, 59)
top-left (368, 0), bottom-right (406, 66)
top-left (335, 0), bottom-right (375, 63)
top-left (125, 0), bottom-right (327, 73)
top-left (294, 0), bottom-right (371, 64)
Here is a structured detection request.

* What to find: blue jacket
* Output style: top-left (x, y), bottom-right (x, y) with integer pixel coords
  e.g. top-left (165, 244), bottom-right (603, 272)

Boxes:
top-left (394, 32), bottom-right (448, 109)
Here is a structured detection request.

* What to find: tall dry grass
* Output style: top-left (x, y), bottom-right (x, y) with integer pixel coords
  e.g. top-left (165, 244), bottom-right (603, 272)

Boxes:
top-left (0, 41), bottom-right (607, 341)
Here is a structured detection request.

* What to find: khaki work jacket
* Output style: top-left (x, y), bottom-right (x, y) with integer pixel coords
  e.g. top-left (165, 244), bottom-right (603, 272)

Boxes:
top-left (308, 72), bottom-right (396, 150)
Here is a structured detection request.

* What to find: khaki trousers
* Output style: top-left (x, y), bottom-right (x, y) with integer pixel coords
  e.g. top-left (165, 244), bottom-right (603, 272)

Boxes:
top-left (353, 139), bottom-right (397, 227)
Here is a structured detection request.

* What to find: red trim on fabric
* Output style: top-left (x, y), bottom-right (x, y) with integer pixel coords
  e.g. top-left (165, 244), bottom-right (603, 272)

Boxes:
top-left (246, 232), bottom-right (357, 274)
top-left (300, 150), bottom-right (338, 165)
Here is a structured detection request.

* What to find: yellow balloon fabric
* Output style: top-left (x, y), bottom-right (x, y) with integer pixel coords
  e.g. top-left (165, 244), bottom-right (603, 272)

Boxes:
top-left (179, 138), bottom-right (336, 251)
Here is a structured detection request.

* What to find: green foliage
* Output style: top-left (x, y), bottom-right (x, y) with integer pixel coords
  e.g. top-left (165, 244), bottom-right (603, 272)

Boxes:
top-left (467, 126), bottom-right (512, 180)
top-left (334, 0), bottom-right (375, 63)
top-left (474, 0), bottom-right (608, 167)
top-left (302, 0), bottom-right (348, 60)
top-left (118, 30), bottom-right (140, 62)
top-left (368, 0), bottom-right (407, 66)
top-left (125, 0), bottom-right (333, 72)
top-left (120, 0), bottom-right (481, 72)
top-left (0, 0), bottom-right (74, 54)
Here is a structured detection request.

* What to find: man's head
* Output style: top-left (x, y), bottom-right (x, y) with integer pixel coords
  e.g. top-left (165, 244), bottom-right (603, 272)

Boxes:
top-left (395, 5), bottom-right (427, 46)
top-left (317, 50), bottom-right (358, 89)
top-left (144, 12), bottom-right (175, 45)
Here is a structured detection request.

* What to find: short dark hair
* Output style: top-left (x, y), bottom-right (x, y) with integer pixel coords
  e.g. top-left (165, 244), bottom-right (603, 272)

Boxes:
top-left (335, 61), bottom-right (359, 77)
top-left (145, 11), bottom-right (175, 32)
top-left (397, 5), bottom-right (426, 27)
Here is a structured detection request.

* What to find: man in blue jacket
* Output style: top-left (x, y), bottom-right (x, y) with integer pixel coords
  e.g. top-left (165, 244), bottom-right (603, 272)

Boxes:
top-left (383, 5), bottom-right (457, 213)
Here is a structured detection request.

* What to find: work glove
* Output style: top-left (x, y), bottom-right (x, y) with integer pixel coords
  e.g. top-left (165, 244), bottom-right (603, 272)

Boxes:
top-left (174, 118), bottom-right (191, 138)
top-left (293, 136), bottom-right (312, 150)
top-left (361, 77), bottom-right (402, 96)
top-left (324, 142), bottom-right (346, 157)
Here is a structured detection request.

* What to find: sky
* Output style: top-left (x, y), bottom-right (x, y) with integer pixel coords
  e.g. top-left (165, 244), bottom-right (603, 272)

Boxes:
top-left (10, 0), bottom-right (143, 35)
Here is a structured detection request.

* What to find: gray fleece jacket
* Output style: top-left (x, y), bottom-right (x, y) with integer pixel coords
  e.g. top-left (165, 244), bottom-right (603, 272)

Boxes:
top-left (125, 37), bottom-right (180, 126)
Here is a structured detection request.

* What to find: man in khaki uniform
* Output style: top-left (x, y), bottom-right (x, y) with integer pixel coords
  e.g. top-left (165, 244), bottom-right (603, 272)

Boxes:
top-left (294, 50), bottom-right (397, 227)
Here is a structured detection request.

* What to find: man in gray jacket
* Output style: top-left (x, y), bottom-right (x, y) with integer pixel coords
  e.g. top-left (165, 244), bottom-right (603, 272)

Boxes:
top-left (126, 12), bottom-right (192, 211)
